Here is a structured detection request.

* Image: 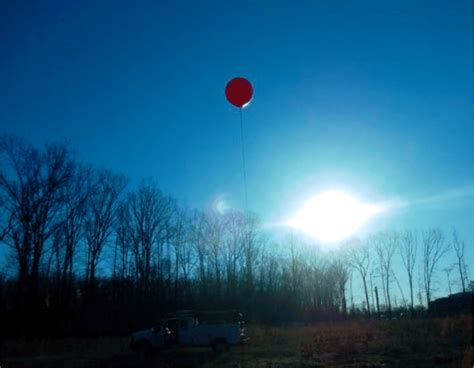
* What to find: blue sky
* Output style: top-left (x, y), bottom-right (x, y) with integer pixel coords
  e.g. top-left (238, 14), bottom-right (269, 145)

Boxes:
top-left (1, 1), bottom-right (473, 292)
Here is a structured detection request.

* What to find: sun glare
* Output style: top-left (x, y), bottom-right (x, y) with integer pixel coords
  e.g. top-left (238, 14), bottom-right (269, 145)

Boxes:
top-left (287, 190), bottom-right (382, 243)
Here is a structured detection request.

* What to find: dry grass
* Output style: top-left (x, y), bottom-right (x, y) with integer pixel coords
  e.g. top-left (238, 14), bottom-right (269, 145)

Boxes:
top-left (0, 337), bottom-right (130, 368)
top-left (1, 316), bottom-right (472, 367)
top-left (301, 316), bottom-right (472, 367)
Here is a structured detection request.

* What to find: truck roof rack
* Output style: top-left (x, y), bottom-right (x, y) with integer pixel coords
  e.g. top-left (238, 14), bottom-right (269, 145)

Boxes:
top-left (166, 310), bottom-right (243, 322)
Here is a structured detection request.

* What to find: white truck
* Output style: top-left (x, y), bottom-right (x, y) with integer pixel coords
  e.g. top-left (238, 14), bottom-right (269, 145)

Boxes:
top-left (130, 310), bottom-right (247, 354)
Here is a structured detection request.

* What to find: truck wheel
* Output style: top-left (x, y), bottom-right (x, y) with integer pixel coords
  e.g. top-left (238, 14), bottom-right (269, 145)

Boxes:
top-left (211, 340), bottom-right (228, 354)
top-left (137, 342), bottom-right (153, 358)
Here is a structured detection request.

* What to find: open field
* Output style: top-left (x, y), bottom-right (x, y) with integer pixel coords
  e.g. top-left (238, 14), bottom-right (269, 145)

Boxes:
top-left (1, 316), bottom-right (472, 368)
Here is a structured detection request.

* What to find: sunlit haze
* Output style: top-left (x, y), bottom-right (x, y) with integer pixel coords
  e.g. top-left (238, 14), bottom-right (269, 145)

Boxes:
top-left (288, 191), bottom-right (382, 243)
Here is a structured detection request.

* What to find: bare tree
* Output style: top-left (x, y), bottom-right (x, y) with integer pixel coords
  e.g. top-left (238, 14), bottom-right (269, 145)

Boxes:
top-left (391, 269), bottom-right (407, 310)
top-left (422, 228), bottom-right (449, 304)
top-left (442, 263), bottom-right (456, 295)
top-left (451, 229), bottom-right (469, 293)
top-left (223, 211), bottom-right (246, 301)
top-left (169, 207), bottom-right (197, 302)
top-left (348, 272), bottom-right (355, 313)
top-left (193, 212), bottom-right (211, 301)
top-left (0, 136), bottom-right (74, 305)
top-left (84, 170), bottom-right (126, 286)
top-left (374, 232), bottom-right (398, 318)
top-left (288, 236), bottom-right (302, 305)
top-left (51, 165), bottom-right (93, 306)
top-left (201, 211), bottom-right (226, 303)
top-left (3, 136), bottom-right (449, 334)
top-left (127, 180), bottom-right (174, 291)
top-left (257, 243), bottom-right (281, 297)
top-left (333, 258), bottom-right (350, 315)
top-left (399, 230), bottom-right (417, 316)
top-left (114, 201), bottom-right (133, 281)
top-left (0, 189), bottom-right (12, 242)
top-left (348, 239), bottom-right (372, 316)
top-left (369, 269), bottom-right (377, 315)
top-left (240, 213), bottom-right (262, 300)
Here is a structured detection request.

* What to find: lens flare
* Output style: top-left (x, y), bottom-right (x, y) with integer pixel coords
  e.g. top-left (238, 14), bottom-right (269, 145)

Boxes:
top-left (287, 190), bottom-right (382, 242)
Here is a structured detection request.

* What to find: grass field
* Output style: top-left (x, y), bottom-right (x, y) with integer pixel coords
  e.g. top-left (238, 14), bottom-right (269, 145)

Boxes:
top-left (1, 316), bottom-right (472, 367)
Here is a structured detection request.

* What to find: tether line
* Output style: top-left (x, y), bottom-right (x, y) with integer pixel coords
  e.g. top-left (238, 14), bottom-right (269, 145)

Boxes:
top-left (239, 107), bottom-right (249, 213)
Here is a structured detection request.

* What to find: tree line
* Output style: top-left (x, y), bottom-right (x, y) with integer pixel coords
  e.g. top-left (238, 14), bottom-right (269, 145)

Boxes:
top-left (0, 135), bottom-right (470, 337)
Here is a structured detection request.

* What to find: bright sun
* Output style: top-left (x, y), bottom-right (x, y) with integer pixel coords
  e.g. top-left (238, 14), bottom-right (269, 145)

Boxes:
top-left (287, 190), bottom-right (382, 243)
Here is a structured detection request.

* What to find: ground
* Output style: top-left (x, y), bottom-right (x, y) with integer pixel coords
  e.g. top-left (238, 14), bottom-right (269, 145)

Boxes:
top-left (1, 316), bottom-right (472, 367)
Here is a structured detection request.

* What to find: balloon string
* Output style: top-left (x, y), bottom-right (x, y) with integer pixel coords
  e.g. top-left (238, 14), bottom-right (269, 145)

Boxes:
top-left (239, 107), bottom-right (251, 255)
top-left (239, 107), bottom-right (249, 213)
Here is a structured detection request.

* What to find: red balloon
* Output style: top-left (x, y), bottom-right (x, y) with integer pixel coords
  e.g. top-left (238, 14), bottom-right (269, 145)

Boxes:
top-left (225, 77), bottom-right (253, 108)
